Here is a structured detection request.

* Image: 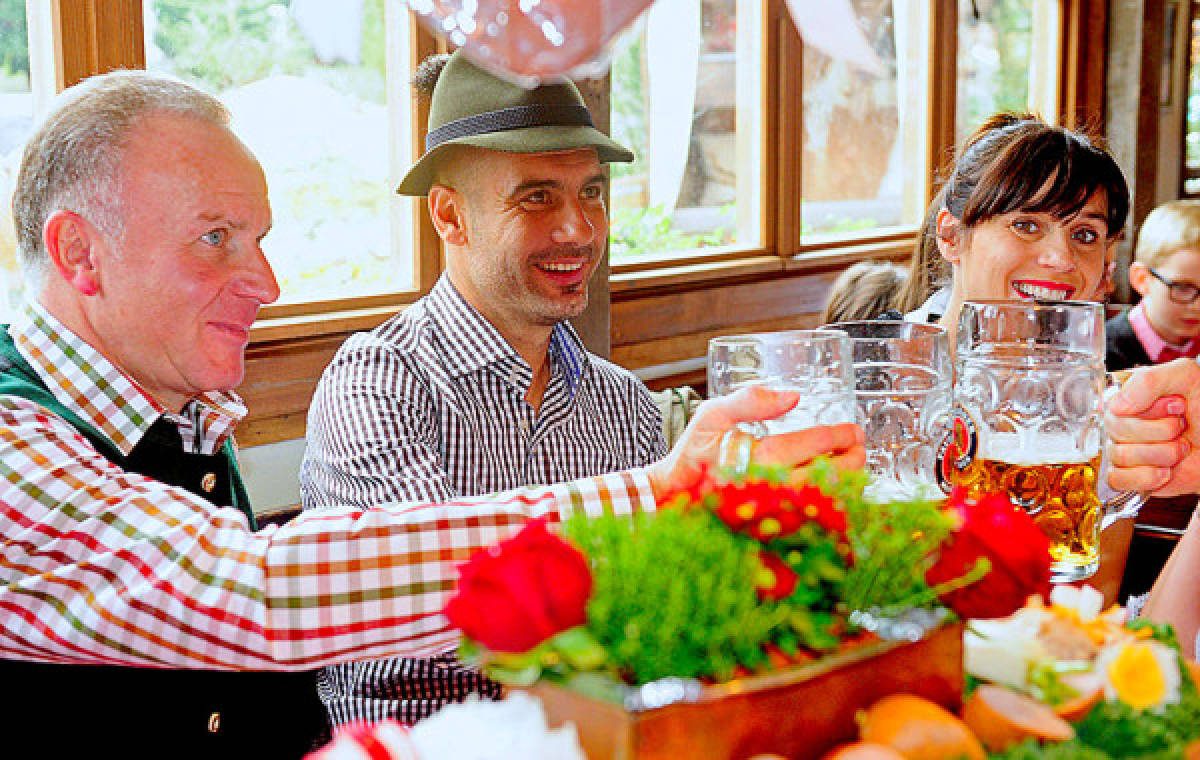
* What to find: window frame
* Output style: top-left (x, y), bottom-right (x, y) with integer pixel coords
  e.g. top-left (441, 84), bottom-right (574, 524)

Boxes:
top-left (45, 0), bottom-right (1099, 310)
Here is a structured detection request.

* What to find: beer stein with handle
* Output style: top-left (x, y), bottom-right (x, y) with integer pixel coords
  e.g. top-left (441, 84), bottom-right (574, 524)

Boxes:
top-left (942, 300), bottom-right (1141, 583)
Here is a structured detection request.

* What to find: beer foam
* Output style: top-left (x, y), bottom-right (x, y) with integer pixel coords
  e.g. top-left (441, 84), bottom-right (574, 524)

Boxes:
top-left (980, 431), bottom-right (1098, 463)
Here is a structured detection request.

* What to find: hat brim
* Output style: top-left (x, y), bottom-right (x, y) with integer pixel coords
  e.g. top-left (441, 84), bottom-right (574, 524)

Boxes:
top-left (395, 125), bottom-right (635, 196)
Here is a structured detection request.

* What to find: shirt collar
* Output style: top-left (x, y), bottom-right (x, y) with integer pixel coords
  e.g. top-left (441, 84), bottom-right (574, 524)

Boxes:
top-left (425, 275), bottom-right (589, 395)
top-left (1128, 301), bottom-right (1200, 362)
top-left (9, 303), bottom-right (246, 455)
top-left (904, 285), bottom-right (951, 324)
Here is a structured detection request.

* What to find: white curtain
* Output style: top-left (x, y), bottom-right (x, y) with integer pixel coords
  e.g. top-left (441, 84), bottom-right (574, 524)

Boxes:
top-left (644, 0), bottom-right (701, 211)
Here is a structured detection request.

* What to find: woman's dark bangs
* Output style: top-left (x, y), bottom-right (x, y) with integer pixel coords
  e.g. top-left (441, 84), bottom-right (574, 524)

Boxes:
top-left (963, 139), bottom-right (1060, 224)
top-left (969, 136), bottom-right (1128, 237)
top-left (1024, 143), bottom-right (1128, 237)
top-left (1020, 145), bottom-right (1095, 222)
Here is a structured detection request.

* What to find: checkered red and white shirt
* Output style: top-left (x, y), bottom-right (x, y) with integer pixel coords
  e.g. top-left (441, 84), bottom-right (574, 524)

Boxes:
top-left (0, 303), bottom-right (657, 671)
top-left (301, 275), bottom-right (665, 725)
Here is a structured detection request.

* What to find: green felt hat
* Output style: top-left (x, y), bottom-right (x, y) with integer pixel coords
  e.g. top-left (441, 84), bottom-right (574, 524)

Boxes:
top-left (396, 50), bottom-right (634, 196)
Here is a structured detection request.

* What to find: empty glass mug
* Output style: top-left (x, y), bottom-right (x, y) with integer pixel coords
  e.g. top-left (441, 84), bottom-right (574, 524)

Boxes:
top-left (707, 329), bottom-right (857, 472)
top-left (943, 300), bottom-right (1139, 582)
top-left (824, 321), bottom-right (952, 502)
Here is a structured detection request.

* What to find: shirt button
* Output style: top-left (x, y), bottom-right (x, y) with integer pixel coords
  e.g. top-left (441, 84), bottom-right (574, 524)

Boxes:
top-left (518, 419), bottom-right (530, 433)
top-left (207, 712), bottom-right (221, 733)
top-left (201, 473), bottom-right (217, 493)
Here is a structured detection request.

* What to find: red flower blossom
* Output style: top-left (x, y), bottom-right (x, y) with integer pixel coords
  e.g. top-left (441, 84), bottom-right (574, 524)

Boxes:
top-left (926, 488), bottom-right (1052, 619)
top-left (710, 478), bottom-right (846, 542)
top-left (755, 550), bottom-right (798, 601)
top-left (792, 484), bottom-right (847, 534)
top-left (443, 518), bottom-right (592, 653)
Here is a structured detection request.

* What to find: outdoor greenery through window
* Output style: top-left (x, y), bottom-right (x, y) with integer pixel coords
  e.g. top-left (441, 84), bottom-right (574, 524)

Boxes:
top-left (146, 0), bottom-right (418, 306)
top-left (0, 0), bottom-right (30, 321)
top-left (955, 0), bottom-right (1059, 149)
top-left (608, 0), bottom-right (761, 262)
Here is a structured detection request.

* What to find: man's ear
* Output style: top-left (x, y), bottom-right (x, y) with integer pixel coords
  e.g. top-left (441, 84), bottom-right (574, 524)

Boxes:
top-left (428, 185), bottom-right (468, 246)
top-left (43, 210), bottom-right (101, 296)
top-left (1129, 261), bottom-right (1152, 298)
top-left (934, 208), bottom-right (962, 264)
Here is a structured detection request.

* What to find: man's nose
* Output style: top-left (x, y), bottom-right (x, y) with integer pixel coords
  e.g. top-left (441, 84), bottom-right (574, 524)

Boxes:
top-left (238, 244), bottom-right (281, 305)
top-left (550, 199), bottom-right (597, 246)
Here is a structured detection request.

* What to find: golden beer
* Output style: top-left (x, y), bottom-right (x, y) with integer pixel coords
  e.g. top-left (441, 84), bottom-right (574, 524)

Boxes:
top-left (951, 454), bottom-right (1102, 572)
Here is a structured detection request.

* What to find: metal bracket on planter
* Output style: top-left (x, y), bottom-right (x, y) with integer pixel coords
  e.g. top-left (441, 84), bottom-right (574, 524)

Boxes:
top-left (848, 606), bottom-right (949, 643)
top-left (622, 677), bottom-right (705, 712)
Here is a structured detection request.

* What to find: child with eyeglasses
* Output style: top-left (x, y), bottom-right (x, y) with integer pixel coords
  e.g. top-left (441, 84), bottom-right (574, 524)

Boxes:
top-left (1107, 200), bottom-right (1200, 371)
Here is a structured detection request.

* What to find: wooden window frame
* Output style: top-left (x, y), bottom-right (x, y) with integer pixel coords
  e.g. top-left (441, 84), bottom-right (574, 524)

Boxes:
top-left (608, 0), bottom-right (956, 295)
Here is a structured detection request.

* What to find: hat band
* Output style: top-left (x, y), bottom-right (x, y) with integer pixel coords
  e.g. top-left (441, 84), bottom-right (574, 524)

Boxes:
top-left (425, 104), bottom-right (595, 151)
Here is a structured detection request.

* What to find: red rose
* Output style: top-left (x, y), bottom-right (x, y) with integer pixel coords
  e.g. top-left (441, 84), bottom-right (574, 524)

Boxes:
top-left (755, 550), bottom-right (799, 601)
top-left (926, 488), bottom-right (1052, 619)
top-left (443, 518), bottom-right (592, 653)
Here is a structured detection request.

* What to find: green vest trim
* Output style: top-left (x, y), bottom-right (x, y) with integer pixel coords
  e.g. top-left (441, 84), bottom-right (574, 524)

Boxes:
top-left (0, 329), bottom-right (256, 528)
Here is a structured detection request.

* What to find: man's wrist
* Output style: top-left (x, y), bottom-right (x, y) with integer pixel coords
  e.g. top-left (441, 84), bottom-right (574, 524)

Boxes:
top-left (646, 459), bottom-right (669, 503)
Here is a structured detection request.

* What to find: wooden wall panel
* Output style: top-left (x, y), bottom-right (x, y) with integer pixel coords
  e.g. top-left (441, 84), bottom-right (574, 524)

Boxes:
top-left (613, 314), bottom-right (822, 372)
top-left (612, 268), bottom-right (841, 350)
top-left (235, 333), bottom-right (353, 447)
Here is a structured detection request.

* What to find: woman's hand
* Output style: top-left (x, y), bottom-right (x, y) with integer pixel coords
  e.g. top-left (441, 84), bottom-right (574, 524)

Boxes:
top-left (1105, 359), bottom-right (1197, 495)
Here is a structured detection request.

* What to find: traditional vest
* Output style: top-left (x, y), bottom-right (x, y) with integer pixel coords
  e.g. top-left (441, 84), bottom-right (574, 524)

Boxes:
top-left (0, 331), bottom-right (326, 757)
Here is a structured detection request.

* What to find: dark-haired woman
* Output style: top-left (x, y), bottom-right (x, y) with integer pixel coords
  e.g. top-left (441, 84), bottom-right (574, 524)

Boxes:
top-left (898, 114), bottom-right (1129, 348)
top-left (900, 113), bottom-right (1135, 606)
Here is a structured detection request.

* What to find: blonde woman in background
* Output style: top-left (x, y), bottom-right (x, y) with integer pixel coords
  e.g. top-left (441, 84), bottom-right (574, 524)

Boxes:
top-left (820, 259), bottom-right (908, 324)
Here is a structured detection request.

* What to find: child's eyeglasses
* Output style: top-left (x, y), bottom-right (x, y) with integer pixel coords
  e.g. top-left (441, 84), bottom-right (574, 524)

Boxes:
top-left (1148, 267), bottom-right (1200, 304)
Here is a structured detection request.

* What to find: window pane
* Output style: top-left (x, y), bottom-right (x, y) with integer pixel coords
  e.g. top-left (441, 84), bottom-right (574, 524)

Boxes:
top-left (609, 0), bottom-right (762, 261)
top-left (146, 0), bottom-right (416, 305)
top-left (956, 0), bottom-right (1061, 145)
top-left (1185, 8), bottom-right (1200, 196)
top-left (800, 0), bottom-right (928, 241)
top-left (0, 0), bottom-right (31, 320)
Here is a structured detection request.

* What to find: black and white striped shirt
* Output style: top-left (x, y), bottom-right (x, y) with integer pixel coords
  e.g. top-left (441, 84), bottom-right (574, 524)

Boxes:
top-left (300, 275), bottom-right (666, 726)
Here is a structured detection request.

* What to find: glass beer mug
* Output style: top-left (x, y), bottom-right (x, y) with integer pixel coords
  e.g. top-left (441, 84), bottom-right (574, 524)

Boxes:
top-left (707, 330), bottom-right (856, 472)
top-left (942, 300), bottom-right (1139, 583)
top-left (824, 321), bottom-right (953, 502)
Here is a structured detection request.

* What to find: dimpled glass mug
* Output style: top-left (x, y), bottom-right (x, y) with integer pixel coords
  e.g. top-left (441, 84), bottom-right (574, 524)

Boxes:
top-left (824, 321), bottom-right (953, 503)
top-left (943, 300), bottom-right (1141, 583)
top-left (707, 330), bottom-right (857, 472)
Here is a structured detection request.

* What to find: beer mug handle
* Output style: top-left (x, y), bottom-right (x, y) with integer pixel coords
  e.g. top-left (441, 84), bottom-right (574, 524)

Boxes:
top-left (1100, 372), bottom-right (1146, 530)
top-left (1101, 488), bottom-right (1145, 531)
top-left (719, 421), bottom-right (769, 473)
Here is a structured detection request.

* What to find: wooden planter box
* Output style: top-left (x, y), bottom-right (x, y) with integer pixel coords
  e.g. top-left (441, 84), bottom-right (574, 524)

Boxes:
top-left (523, 622), bottom-right (964, 760)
